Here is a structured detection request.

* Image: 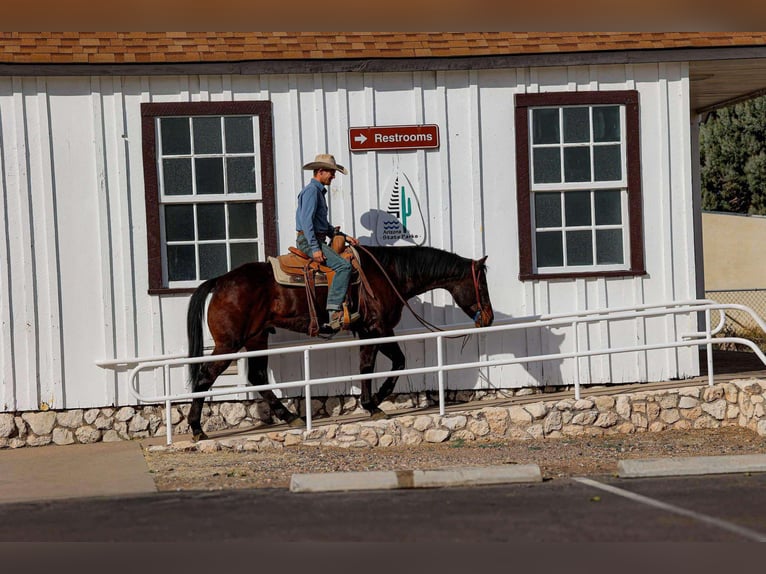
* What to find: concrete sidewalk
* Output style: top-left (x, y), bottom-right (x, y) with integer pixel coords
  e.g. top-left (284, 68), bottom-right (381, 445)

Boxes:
top-left (0, 440), bottom-right (157, 504)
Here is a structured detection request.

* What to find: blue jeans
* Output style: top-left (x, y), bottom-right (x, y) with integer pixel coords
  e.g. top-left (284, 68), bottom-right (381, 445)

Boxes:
top-left (296, 234), bottom-right (352, 311)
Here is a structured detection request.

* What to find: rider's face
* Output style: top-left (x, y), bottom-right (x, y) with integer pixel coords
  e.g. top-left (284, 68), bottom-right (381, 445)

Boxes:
top-left (317, 168), bottom-right (336, 185)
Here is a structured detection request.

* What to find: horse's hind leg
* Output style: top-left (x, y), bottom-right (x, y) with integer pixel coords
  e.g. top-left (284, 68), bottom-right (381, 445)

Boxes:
top-left (188, 354), bottom-right (234, 441)
top-left (245, 336), bottom-right (305, 429)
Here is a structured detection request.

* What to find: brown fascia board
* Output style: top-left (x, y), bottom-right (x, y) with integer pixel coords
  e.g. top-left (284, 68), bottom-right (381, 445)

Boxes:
top-left (3, 45), bottom-right (766, 76)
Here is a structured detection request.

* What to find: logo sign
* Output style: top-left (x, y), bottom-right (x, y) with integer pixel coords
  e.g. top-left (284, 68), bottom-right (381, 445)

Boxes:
top-left (349, 124), bottom-right (440, 152)
top-left (374, 167), bottom-right (426, 246)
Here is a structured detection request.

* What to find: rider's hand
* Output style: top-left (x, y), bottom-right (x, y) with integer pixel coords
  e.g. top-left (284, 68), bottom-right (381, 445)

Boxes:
top-left (346, 235), bottom-right (359, 246)
top-left (312, 250), bottom-right (325, 263)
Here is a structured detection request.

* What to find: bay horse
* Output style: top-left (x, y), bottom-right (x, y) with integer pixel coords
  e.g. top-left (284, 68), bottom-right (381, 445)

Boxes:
top-left (186, 245), bottom-right (494, 441)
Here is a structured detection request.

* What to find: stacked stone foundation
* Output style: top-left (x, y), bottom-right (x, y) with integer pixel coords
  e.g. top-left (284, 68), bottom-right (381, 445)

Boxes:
top-left (2, 380), bottom-right (765, 450)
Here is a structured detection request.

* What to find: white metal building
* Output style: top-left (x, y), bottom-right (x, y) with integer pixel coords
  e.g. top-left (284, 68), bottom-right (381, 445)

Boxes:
top-left (3, 33), bottom-right (766, 413)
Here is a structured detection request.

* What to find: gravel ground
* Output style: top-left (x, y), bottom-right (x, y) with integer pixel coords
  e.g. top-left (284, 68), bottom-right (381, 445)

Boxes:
top-left (143, 426), bottom-right (766, 491)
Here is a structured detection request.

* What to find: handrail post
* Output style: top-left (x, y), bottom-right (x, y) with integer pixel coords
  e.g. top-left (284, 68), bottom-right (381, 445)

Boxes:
top-left (304, 348), bottom-right (312, 431)
top-left (573, 318), bottom-right (581, 401)
top-left (706, 307), bottom-right (714, 387)
top-left (164, 364), bottom-right (173, 445)
top-left (437, 335), bottom-right (445, 416)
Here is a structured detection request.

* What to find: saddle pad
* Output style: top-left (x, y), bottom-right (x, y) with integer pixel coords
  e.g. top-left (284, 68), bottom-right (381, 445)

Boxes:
top-left (269, 256), bottom-right (330, 286)
top-left (268, 255), bottom-right (362, 287)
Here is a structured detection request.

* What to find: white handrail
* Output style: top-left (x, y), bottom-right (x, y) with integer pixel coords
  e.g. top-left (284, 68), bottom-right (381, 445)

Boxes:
top-left (95, 299), bottom-right (727, 368)
top-left (102, 299), bottom-right (766, 445)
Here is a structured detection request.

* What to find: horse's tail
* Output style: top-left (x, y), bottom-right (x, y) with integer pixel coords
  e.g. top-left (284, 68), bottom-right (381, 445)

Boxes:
top-left (187, 277), bottom-right (219, 387)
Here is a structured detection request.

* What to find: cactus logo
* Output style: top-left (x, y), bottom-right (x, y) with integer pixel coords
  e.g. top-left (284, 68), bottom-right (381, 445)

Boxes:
top-left (374, 167), bottom-right (426, 246)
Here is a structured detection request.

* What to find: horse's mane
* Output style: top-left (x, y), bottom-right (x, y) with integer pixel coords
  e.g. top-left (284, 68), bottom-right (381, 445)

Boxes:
top-left (361, 245), bottom-right (472, 282)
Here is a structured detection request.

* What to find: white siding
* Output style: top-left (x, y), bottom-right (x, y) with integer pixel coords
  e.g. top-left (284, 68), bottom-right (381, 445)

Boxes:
top-left (0, 63), bottom-right (700, 411)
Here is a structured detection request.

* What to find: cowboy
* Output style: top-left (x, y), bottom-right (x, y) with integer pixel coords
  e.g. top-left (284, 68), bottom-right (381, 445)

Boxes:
top-left (296, 153), bottom-right (360, 335)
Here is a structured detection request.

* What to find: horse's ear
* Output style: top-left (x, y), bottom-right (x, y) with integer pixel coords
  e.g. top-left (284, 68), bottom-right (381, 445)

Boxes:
top-left (478, 255), bottom-right (488, 267)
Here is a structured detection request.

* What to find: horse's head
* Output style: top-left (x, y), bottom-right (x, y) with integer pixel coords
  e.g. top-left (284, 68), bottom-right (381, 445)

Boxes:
top-left (453, 256), bottom-right (494, 328)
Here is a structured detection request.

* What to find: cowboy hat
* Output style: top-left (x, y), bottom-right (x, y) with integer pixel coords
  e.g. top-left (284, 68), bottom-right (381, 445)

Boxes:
top-left (302, 153), bottom-right (348, 175)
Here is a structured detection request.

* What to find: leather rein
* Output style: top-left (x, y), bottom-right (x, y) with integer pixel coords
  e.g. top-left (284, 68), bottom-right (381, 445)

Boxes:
top-left (355, 244), bottom-right (487, 334)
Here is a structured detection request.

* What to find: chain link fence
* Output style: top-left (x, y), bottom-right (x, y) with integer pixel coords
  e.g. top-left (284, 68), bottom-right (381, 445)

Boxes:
top-left (705, 289), bottom-right (766, 351)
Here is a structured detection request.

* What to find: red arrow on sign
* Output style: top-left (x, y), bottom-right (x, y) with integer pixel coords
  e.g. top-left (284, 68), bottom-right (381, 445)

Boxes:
top-left (349, 124), bottom-right (440, 151)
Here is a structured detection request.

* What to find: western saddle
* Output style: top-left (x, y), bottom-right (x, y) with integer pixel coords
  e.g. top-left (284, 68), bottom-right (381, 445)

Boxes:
top-left (268, 235), bottom-right (368, 336)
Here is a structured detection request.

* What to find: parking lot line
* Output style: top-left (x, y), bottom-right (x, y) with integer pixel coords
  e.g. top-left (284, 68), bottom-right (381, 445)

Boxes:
top-left (573, 477), bottom-right (766, 542)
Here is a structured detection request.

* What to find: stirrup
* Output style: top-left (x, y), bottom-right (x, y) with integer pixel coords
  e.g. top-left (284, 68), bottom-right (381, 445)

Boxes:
top-left (322, 306), bottom-right (360, 333)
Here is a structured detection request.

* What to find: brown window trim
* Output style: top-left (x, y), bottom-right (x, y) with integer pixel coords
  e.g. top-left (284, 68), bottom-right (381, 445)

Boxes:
top-left (141, 101), bottom-right (277, 294)
top-left (515, 90), bottom-right (645, 281)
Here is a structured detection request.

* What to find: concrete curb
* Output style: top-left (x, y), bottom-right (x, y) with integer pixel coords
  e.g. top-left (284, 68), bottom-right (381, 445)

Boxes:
top-left (618, 454), bottom-right (766, 478)
top-left (290, 463), bottom-right (542, 493)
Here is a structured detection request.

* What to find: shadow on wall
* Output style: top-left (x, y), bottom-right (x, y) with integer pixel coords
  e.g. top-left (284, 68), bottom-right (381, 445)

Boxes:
top-left (353, 208), bottom-right (568, 389)
top-left (374, 298), bottom-right (567, 393)
top-left (358, 208), bottom-right (421, 246)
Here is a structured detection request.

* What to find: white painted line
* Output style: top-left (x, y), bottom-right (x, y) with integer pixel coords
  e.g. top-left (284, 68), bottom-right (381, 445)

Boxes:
top-left (573, 477), bottom-right (766, 543)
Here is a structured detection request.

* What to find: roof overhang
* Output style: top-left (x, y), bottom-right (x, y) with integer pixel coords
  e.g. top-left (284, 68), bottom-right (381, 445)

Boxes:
top-left (2, 44), bottom-right (765, 114)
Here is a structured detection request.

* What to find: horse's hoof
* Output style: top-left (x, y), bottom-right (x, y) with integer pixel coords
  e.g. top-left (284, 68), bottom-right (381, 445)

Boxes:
top-left (370, 410), bottom-right (390, 421)
top-left (287, 417), bottom-right (307, 428)
top-left (192, 430), bottom-right (208, 442)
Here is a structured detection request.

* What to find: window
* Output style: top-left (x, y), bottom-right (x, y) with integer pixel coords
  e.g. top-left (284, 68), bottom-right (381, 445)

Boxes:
top-left (515, 91), bottom-right (644, 279)
top-left (141, 102), bottom-right (276, 293)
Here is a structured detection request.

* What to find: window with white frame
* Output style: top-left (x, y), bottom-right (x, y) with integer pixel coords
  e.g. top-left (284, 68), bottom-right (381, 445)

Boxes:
top-left (141, 102), bottom-right (276, 293)
top-left (515, 91), bottom-right (645, 280)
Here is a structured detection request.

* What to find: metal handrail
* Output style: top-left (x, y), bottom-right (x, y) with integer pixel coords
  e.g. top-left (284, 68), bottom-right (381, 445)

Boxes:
top-left (100, 299), bottom-right (763, 445)
top-left (96, 298), bottom-right (726, 367)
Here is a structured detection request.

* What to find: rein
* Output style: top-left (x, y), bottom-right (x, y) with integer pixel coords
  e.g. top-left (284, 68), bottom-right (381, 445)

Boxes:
top-left (355, 244), bottom-right (445, 332)
top-left (355, 244), bottom-right (486, 335)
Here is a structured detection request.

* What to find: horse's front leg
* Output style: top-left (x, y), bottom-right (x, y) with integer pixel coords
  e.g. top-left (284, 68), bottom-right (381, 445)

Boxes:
top-left (373, 341), bottom-right (405, 409)
top-left (359, 344), bottom-right (387, 419)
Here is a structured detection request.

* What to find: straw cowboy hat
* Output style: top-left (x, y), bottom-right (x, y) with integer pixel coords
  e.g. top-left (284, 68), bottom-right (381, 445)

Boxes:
top-left (302, 153), bottom-right (348, 175)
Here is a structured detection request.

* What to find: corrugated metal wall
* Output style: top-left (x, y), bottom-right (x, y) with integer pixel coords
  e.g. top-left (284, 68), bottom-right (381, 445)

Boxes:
top-left (0, 62), bottom-right (698, 412)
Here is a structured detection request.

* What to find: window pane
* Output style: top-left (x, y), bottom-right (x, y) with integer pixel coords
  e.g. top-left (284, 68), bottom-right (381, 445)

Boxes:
top-left (225, 116), bottom-right (254, 153)
top-left (593, 106), bottom-right (621, 142)
top-left (564, 147), bottom-right (591, 182)
top-left (160, 118), bottom-right (190, 155)
top-left (533, 148), bottom-right (561, 184)
top-left (594, 145), bottom-right (622, 181)
top-left (162, 158), bottom-right (192, 195)
top-left (536, 231), bottom-right (563, 267)
top-left (532, 108), bottom-right (560, 144)
top-left (596, 229), bottom-right (624, 264)
top-left (227, 157), bottom-right (257, 194)
top-left (229, 203), bottom-right (258, 239)
top-left (594, 190), bottom-right (622, 225)
top-left (197, 203), bottom-right (226, 240)
top-left (199, 244), bottom-right (227, 279)
top-left (534, 192), bottom-right (561, 228)
top-left (167, 245), bottom-right (195, 281)
top-left (566, 230), bottom-right (593, 266)
top-left (193, 117), bottom-right (222, 154)
top-left (195, 157), bottom-right (224, 194)
top-left (563, 107), bottom-right (589, 143)
top-left (231, 242), bottom-right (258, 268)
top-left (564, 190), bottom-right (592, 226)
top-left (164, 204), bottom-right (194, 241)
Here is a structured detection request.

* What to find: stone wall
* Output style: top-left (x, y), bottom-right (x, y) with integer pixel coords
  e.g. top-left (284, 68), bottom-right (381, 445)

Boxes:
top-left (1, 380), bottom-right (765, 450)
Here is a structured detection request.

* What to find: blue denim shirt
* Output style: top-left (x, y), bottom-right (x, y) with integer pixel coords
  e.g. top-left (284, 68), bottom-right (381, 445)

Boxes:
top-left (295, 178), bottom-right (334, 253)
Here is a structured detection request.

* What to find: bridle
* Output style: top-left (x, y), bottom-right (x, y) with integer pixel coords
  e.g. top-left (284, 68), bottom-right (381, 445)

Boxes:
top-left (471, 260), bottom-right (487, 327)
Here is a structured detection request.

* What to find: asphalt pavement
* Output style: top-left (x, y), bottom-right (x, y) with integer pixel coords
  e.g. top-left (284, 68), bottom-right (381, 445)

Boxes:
top-left (2, 434), bottom-right (766, 503)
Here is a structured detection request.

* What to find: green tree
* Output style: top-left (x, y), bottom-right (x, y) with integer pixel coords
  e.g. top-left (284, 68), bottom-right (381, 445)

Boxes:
top-left (700, 96), bottom-right (766, 214)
